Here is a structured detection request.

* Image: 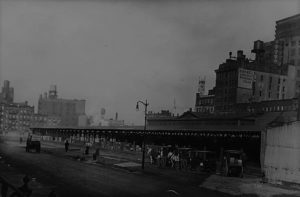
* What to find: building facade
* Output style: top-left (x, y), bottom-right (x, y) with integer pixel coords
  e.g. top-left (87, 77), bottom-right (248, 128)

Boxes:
top-left (214, 48), bottom-right (297, 113)
top-left (195, 94), bottom-right (214, 113)
top-left (274, 14), bottom-right (300, 93)
top-left (275, 14), bottom-right (300, 67)
top-left (38, 85), bottom-right (86, 127)
top-left (30, 114), bottom-right (61, 128)
top-left (0, 102), bottom-right (34, 131)
top-left (0, 80), bottom-right (14, 103)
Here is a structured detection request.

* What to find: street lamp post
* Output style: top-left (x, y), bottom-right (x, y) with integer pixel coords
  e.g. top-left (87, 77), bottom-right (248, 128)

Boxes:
top-left (136, 99), bottom-right (149, 170)
top-left (297, 86), bottom-right (300, 121)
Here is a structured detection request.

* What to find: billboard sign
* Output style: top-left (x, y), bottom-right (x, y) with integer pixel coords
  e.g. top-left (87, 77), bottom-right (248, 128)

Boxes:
top-left (238, 68), bottom-right (254, 89)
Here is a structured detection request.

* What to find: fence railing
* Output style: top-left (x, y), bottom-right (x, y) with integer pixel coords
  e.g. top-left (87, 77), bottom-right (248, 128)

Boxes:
top-left (0, 176), bottom-right (24, 197)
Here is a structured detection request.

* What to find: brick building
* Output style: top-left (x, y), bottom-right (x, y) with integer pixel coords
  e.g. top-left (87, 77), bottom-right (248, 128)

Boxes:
top-left (214, 48), bottom-right (296, 113)
top-left (195, 94), bottom-right (214, 114)
top-left (0, 102), bottom-right (34, 131)
top-left (38, 85), bottom-right (86, 127)
top-left (212, 14), bottom-right (300, 113)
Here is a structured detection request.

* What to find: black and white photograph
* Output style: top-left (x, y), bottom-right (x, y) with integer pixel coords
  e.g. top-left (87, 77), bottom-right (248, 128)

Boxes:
top-left (0, 0), bottom-right (300, 196)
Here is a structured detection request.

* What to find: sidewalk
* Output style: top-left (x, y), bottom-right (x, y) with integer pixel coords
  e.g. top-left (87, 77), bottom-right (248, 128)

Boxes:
top-left (200, 174), bottom-right (300, 197)
top-left (41, 140), bottom-right (145, 165)
top-left (45, 141), bottom-right (300, 197)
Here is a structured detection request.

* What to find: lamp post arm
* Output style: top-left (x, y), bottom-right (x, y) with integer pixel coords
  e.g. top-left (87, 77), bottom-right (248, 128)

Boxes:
top-left (136, 99), bottom-right (149, 170)
top-left (137, 100), bottom-right (149, 107)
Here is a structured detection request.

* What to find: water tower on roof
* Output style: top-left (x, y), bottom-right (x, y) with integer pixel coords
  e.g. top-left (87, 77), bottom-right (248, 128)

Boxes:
top-left (101, 108), bottom-right (106, 119)
top-left (197, 76), bottom-right (206, 96)
top-left (49, 85), bottom-right (57, 99)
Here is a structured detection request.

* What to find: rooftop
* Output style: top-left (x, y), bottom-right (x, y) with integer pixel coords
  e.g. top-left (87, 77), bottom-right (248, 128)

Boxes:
top-left (276, 13), bottom-right (300, 24)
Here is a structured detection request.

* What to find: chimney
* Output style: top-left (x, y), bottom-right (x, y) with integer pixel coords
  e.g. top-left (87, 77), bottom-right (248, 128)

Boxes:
top-left (115, 112), bottom-right (118, 120)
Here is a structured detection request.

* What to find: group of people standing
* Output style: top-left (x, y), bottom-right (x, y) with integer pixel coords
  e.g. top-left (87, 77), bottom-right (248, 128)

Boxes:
top-left (148, 147), bottom-right (182, 169)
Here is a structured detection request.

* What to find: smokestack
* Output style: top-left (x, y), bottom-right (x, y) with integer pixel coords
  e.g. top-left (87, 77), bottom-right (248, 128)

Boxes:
top-left (49, 85), bottom-right (57, 99)
top-left (115, 112), bottom-right (118, 120)
top-left (4, 80), bottom-right (9, 89)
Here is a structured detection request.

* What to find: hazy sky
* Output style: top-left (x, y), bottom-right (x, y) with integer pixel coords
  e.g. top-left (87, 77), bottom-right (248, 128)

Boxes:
top-left (0, 0), bottom-right (299, 125)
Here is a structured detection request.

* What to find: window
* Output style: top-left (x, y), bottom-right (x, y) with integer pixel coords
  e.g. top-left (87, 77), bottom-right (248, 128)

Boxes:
top-left (291, 41), bottom-right (296, 47)
top-left (252, 82), bottom-right (256, 95)
top-left (282, 86), bottom-right (285, 92)
top-left (259, 91), bottom-right (262, 97)
top-left (290, 59), bottom-right (295, 65)
top-left (268, 92), bottom-right (271, 98)
top-left (260, 75), bottom-right (264, 81)
top-left (291, 49), bottom-right (296, 56)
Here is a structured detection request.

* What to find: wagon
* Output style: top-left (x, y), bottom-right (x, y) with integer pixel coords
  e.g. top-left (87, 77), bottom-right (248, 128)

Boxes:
top-left (26, 135), bottom-right (41, 153)
top-left (223, 150), bottom-right (244, 177)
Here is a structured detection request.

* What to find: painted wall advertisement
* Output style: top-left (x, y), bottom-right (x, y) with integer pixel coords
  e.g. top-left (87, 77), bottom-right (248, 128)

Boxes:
top-left (238, 68), bottom-right (254, 89)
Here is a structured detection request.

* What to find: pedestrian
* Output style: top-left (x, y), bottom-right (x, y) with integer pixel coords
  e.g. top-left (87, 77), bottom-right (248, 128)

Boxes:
top-left (65, 140), bottom-right (69, 152)
top-left (85, 142), bottom-right (90, 155)
top-left (241, 149), bottom-right (247, 172)
top-left (173, 151), bottom-right (180, 170)
top-left (18, 175), bottom-right (32, 197)
top-left (167, 151), bottom-right (174, 167)
top-left (147, 147), bottom-right (153, 164)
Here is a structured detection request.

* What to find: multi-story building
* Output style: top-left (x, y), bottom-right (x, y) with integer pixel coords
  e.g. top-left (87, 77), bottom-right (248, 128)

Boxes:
top-left (0, 102), bottom-right (34, 131)
top-left (195, 94), bottom-right (215, 114)
top-left (274, 14), bottom-right (300, 93)
top-left (275, 14), bottom-right (300, 67)
top-left (38, 85), bottom-right (86, 127)
top-left (194, 77), bottom-right (215, 114)
top-left (147, 110), bottom-right (175, 120)
top-left (0, 82), bottom-right (62, 132)
top-left (235, 98), bottom-right (298, 115)
top-left (214, 47), bottom-right (297, 113)
top-left (29, 114), bottom-right (61, 128)
top-left (195, 87), bottom-right (215, 114)
top-left (214, 50), bottom-right (250, 112)
top-left (0, 80), bottom-right (14, 103)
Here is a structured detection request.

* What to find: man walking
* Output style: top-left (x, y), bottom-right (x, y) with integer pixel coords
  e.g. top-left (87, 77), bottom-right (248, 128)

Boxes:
top-left (65, 139), bottom-right (69, 152)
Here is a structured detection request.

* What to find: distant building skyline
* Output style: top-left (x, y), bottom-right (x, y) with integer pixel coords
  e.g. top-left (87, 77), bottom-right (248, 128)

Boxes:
top-left (38, 85), bottom-right (86, 127)
top-left (0, 0), bottom-right (298, 125)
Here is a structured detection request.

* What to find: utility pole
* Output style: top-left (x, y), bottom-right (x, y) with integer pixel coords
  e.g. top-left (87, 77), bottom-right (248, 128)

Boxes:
top-left (136, 100), bottom-right (149, 170)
